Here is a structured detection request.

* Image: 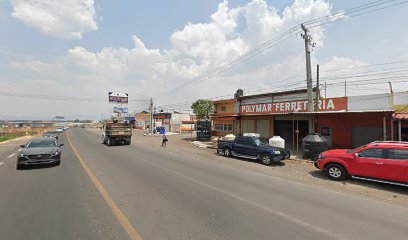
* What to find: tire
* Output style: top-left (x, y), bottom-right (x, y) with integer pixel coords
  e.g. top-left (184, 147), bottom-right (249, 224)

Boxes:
top-left (16, 164), bottom-right (23, 170)
top-left (55, 160), bottom-right (61, 166)
top-left (223, 147), bottom-right (232, 157)
top-left (260, 154), bottom-right (272, 166)
top-left (107, 137), bottom-right (112, 146)
top-left (126, 137), bottom-right (131, 145)
top-left (325, 163), bottom-right (348, 181)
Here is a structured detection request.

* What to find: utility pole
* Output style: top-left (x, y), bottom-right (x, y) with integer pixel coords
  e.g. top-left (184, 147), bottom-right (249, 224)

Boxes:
top-left (149, 97), bottom-right (153, 134)
top-left (301, 24), bottom-right (315, 134)
top-left (344, 80), bottom-right (347, 97)
top-left (301, 24), bottom-right (314, 113)
top-left (315, 64), bottom-right (320, 111)
top-left (388, 81), bottom-right (394, 107)
top-left (324, 82), bottom-right (327, 98)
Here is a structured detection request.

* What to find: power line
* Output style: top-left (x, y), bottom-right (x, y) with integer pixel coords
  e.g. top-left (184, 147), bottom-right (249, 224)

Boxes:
top-left (0, 91), bottom-right (150, 102)
top-left (305, 0), bottom-right (408, 29)
top-left (154, 27), bottom-right (302, 99)
top-left (155, 0), bottom-right (408, 103)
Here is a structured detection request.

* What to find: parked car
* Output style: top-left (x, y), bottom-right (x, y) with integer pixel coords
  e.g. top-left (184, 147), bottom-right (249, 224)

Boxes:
top-left (43, 131), bottom-right (60, 140)
top-left (315, 141), bottom-right (408, 186)
top-left (17, 137), bottom-right (64, 169)
top-left (217, 136), bottom-right (290, 165)
top-left (56, 128), bottom-right (64, 132)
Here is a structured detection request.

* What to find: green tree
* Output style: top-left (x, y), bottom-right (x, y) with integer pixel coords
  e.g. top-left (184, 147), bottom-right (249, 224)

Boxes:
top-left (191, 99), bottom-right (215, 120)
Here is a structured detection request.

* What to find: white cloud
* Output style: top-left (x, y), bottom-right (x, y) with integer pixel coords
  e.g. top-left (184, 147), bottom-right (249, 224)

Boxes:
top-left (4, 0), bottom-right (376, 118)
top-left (10, 0), bottom-right (97, 40)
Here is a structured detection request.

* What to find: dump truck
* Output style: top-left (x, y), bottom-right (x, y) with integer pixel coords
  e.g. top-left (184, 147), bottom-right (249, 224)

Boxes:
top-left (102, 120), bottom-right (132, 146)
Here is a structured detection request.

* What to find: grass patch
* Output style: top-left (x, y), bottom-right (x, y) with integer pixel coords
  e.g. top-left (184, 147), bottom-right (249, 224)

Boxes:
top-left (0, 135), bottom-right (20, 142)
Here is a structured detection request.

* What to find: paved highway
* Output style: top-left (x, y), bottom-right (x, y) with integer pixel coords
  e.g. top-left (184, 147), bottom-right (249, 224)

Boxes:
top-left (0, 128), bottom-right (407, 240)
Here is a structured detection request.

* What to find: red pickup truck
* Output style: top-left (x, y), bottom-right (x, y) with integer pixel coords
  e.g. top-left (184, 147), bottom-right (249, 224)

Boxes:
top-left (315, 141), bottom-right (408, 187)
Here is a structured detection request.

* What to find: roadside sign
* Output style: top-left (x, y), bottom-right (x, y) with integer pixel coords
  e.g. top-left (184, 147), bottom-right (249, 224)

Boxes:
top-left (113, 107), bottom-right (128, 113)
top-left (109, 92), bottom-right (128, 103)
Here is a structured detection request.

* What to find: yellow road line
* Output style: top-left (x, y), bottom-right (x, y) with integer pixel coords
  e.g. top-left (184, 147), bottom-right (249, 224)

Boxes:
top-left (66, 131), bottom-right (142, 240)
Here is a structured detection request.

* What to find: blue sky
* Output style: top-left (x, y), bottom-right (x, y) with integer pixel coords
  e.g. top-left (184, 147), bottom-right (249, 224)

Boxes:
top-left (0, 0), bottom-right (407, 119)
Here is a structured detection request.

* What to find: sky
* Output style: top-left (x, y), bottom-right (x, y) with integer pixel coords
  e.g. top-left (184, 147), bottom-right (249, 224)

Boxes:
top-left (0, 0), bottom-right (407, 120)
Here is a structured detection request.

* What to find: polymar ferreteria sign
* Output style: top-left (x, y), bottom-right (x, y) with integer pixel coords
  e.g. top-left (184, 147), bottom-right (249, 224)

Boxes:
top-left (240, 97), bottom-right (347, 115)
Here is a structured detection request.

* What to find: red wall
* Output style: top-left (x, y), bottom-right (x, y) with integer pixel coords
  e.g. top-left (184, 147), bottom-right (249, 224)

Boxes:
top-left (318, 113), bottom-right (390, 149)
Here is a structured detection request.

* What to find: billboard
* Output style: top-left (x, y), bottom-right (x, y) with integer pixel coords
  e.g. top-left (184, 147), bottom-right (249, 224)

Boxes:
top-left (113, 107), bottom-right (128, 113)
top-left (109, 92), bottom-right (128, 103)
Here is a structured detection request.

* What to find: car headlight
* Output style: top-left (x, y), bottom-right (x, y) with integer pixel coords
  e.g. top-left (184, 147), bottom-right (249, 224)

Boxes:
top-left (19, 153), bottom-right (26, 157)
top-left (274, 150), bottom-right (281, 155)
top-left (317, 154), bottom-right (326, 160)
top-left (51, 151), bottom-right (61, 156)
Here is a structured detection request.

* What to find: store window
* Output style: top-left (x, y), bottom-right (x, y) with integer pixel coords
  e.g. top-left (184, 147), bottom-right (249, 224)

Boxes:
top-left (214, 124), bottom-right (233, 132)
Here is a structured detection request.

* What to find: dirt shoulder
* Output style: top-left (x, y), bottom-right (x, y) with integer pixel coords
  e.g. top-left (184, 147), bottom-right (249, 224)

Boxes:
top-left (90, 128), bottom-right (408, 208)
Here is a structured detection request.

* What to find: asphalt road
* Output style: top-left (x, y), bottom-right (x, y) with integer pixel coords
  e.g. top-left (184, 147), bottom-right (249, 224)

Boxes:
top-left (1, 128), bottom-right (408, 240)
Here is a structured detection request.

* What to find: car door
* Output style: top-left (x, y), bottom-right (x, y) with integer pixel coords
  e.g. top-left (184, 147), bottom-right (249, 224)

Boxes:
top-left (243, 138), bottom-right (259, 157)
top-left (381, 148), bottom-right (408, 182)
top-left (233, 137), bottom-right (248, 155)
top-left (234, 137), bottom-right (255, 157)
top-left (354, 148), bottom-right (385, 179)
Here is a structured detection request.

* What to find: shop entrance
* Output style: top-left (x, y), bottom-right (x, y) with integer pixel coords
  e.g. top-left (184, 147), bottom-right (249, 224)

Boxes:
top-left (274, 120), bottom-right (309, 153)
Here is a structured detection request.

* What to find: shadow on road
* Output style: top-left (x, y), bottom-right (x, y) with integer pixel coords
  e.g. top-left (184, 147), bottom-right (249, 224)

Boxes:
top-left (17, 163), bottom-right (59, 171)
top-left (309, 170), bottom-right (408, 195)
top-left (214, 152), bottom-right (286, 167)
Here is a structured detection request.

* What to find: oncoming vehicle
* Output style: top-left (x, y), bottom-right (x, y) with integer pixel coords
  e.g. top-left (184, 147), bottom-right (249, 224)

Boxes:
top-left (315, 141), bottom-right (408, 186)
top-left (17, 137), bottom-right (64, 169)
top-left (43, 131), bottom-right (60, 140)
top-left (217, 136), bottom-right (290, 165)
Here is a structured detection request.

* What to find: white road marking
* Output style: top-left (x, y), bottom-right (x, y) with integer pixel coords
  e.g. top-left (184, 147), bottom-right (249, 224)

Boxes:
top-left (0, 162), bottom-right (4, 166)
top-left (8, 153), bottom-right (16, 158)
top-left (17, 149), bottom-right (22, 152)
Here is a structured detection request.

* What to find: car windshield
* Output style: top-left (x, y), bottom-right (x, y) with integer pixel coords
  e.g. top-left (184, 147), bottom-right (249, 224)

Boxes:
top-left (26, 140), bottom-right (57, 148)
top-left (346, 144), bottom-right (367, 153)
top-left (254, 138), bottom-right (267, 146)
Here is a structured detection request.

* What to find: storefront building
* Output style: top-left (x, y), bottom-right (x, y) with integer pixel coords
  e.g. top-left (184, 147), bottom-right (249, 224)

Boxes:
top-left (154, 112), bottom-right (194, 133)
top-left (134, 112), bottom-right (150, 129)
top-left (211, 99), bottom-right (239, 137)
top-left (211, 89), bottom-right (407, 152)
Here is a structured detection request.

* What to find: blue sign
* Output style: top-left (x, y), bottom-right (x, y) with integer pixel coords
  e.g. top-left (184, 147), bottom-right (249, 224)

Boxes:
top-left (113, 107), bottom-right (128, 113)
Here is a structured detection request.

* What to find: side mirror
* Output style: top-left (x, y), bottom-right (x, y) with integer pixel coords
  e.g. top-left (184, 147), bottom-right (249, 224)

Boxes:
top-left (354, 153), bottom-right (360, 158)
top-left (20, 144), bottom-right (25, 148)
top-left (59, 143), bottom-right (64, 147)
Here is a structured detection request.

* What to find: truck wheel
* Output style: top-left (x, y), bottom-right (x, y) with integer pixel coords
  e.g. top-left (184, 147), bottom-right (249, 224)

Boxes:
top-left (325, 163), bottom-right (348, 181)
top-left (223, 148), bottom-right (231, 157)
top-left (107, 137), bottom-right (112, 146)
top-left (260, 154), bottom-right (272, 166)
top-left (126, 138), bottom-right (131, 145)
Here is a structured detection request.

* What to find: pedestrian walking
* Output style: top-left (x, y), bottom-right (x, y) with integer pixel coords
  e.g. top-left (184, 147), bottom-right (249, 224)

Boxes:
top-left (162, 133), bottom-right (168, 147)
